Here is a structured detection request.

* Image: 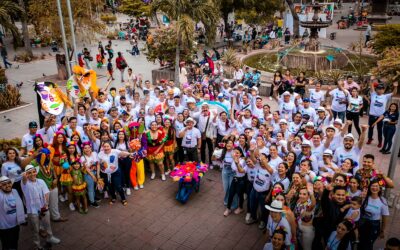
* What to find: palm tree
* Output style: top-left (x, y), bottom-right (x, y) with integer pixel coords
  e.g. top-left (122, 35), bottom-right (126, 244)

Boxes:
top-left (151, 0), bottom-right (220, 83)
top-left (0, 0), bottom-right (23, 43)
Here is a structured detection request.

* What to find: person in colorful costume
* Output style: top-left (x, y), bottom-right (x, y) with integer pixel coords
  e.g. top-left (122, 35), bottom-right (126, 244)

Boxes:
top-left (48, 132), bottom-right (67, 197)
top-left (128, 121), bottom-right (147, 190)
top-left (62, 141), bottom-right (81, 211)
top-left (163, 118), bottom-right (176, 175)
top-left (71, 160), bottom-right (88, 214)
top-left (145, 121), bottom-right (168, 181)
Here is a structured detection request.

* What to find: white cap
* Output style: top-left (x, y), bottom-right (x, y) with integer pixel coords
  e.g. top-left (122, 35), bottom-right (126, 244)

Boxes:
top-left (305, 121), bottom-right (314, 127)
top-left (323, 149), bottom-right (333, 156)
top-left (301, 140), bottom-right (312, 147)
top-left (205, 63), bottom-right (209, 66)
top-left (325, 125), bottom-right (336, 131)
top-left (222, 78), bottom-right (230, 83)
top-left (0, 176), bottom-right (10, 183)
top-left (237, 83), bottom-right (244, 88)
top-left (344, 133), bottom-right (355, 140)
top-left (317, 107), bottom-right (326, 112)
top-left (282, 91), bottom-right (291, 96)
top-left (201, 102), bottom-right (209, 107)
top-left (251, 86), bottom-right (258, 92)
top-left (279, 119), bottom-right (288, 124)
top-left (186, 97), bottom-right (196, 103)
top-left (334, 118), bottom-right (343, 125)
top-left (217, 93), bottom-right (224, 98)
top-left (24, 165), bottom-right (36, 173)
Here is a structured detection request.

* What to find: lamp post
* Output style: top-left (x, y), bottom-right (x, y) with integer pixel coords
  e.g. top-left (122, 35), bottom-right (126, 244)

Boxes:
top-left (66, 0), bottom-right (78, 65)
top-left (386, 105), bottom-right (400, 197)
top-left (56, 0), bottom-right (71, 77)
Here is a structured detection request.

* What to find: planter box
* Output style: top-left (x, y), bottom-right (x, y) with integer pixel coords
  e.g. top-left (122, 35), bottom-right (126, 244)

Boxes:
top-left (151, 68), bottom-right (174, 84)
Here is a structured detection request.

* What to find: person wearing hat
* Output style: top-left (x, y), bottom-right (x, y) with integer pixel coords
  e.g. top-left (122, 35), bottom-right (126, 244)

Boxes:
top-left (265, 200), bottom-right (292, 247)
top-left (277, 91), bottom-right (296, 121)
top-left (0, 176), bottom-right (25, 250)
top-left (216, 93), bottom-right (231, 113)
top-left (326, 80), bottom-right (349, 123)
top-left (314, 106), bottom-right (332, 132)
top-left (303, 121), bottom-right (315, 141)
top-left (367, 81), bottom-right (398, 147)
top-left (20, 121), bottom-right (38, 156)
top-left (178, 117), bottom-right (201, 162)
top-left (318, 149), bottom-right (339, 178)
top-left (297, 97), bottom-right (316, 123)
top-left (332, 123), bottom-right (368, 173)
top-left (295, 140), bottom-right (318, 173)
top-left (193, 103), bottom-right (217, 164)
top-left (22, 165), bottom-right (61, 247)
top-left (202, 62), bottom-right (212, 76)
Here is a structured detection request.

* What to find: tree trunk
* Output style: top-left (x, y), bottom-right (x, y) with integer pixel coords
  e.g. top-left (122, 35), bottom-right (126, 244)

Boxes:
top-left (223, 12), bottom-right (230, 39)
top-left (174, 21), bottom-right (181, 85)
top-left (18, 0), bottom-right (33, 57)
top-left (286, 0), bottom-right (300, 38)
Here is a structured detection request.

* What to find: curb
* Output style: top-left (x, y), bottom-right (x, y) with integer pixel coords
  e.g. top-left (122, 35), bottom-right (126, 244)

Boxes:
top-left (0, 103), bottom-right (33, 115)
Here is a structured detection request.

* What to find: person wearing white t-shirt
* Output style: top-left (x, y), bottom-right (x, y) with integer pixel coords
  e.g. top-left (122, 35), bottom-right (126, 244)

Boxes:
top-left (248, 152), bottom-right (274, 228)
top-left (94, 92), bottom-right (112, 114)
top-left (21, 121), bottom-right (38, 156)
top-left (297, 98), bottom-right (316, 122)
top-left (367, 82), bottom-right (398, 146)
top-left (0, 176), bottom-right (26, 250)
top-left (21, 165), bottom-right (61, 248)
top-left (309, 82), bottom-right (325, 109)
top-left (178, 118), bottom-right (201, 162)
top-left (233, 66), bottom-right (244, 83)
top-left (97, 141), bottom-right (133, 205)
top-left (358, 180), bottom-right (390, 250)
top-left (80, 143), bottom-right (100, 207)
top-left (346, 88), bottom-right (363, 137)
top-left (333, 127), bottom-right (367, 174)
top-left (277, 92), bottom-right (297, 121)
top-left (326, 81), bottom-right (349, 123)
top-left (265, 200), bottom-right (292, 247)
top-left (224, 148), bottom-right (246, 217)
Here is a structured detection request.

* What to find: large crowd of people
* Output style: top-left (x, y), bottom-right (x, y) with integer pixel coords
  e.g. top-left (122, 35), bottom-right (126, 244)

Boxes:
top-left (1, 37), bottom-right (400, 250)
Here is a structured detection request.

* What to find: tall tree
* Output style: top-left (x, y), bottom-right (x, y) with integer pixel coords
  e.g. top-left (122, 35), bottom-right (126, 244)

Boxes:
top-left (18, 0), bottom-right (33, 56)
top-left (28, 0), bottom-right (105, 44)
top-left (286, 0), bottom-right (300, 37)
top-left (151, 0), bottom-right (219, 83)
top-left (119, 0), bottom-right (151, 17)
top-left (0, 0), bottom-right (23, 43)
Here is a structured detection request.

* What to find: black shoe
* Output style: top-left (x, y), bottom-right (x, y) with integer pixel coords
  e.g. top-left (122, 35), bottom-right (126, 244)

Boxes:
top-left (90, 202), bottom-right (100, 208)
top-left (383, 151), bottom-right (391, 155)
top-left (379, 149), bottom-right (384, 152)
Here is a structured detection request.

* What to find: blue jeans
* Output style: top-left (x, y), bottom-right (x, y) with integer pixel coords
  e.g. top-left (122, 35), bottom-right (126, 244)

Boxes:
top-left (2, 56), bottom-right (12, 69)
top-left (100, 168), bottom-right (126, 201)
top-left (249, 188), bottom-right (268, 222)
top-left (383, 124), bottom-right (396, 151)
top-left (85, 172), bottom-right (96, 203)
top-left (359, 218), bottom-right (381, 250)
top-left (222, 167), bottom-right (238, 209)
top-left (332, 110), bottom-right (345, 123)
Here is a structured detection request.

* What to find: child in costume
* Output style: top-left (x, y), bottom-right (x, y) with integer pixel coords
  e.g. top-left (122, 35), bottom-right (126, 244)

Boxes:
top-left (145, 121), bottom-right (168, 181)
top-left (62, 141), bottom-right (80, 211)
top-left (128, 121), bottom-right (147, 189)
top-left (71, 160), bottom-right (88, 214)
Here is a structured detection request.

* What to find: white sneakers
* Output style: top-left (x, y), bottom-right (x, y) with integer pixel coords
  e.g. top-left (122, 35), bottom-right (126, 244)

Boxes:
top-left (58, 195), bottom-right (65, 202)
top-left (47, 236), bottom-right (61, 244)
top-left (165, 170), bottom-right (171, 176)
top-left (134, 186), bottom-right (139, 190)
top-left (69, 203), bottom-right (75, 211)
top-left (150, 173), bottom-right (156, 180)
top-left (126, 188), bottom-right (131, 196)
top-left (139, 185), bottom-right (144, 189)
top-left (161, 174), bottom-right (166, 181)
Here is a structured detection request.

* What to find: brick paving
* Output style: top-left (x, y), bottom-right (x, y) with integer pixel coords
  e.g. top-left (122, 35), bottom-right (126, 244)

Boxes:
top-left (18, 170), bottom-right (268, 250)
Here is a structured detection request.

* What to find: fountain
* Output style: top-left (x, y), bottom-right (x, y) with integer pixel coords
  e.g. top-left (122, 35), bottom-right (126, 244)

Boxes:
top-left (300, 3), bottom-right (331, 52)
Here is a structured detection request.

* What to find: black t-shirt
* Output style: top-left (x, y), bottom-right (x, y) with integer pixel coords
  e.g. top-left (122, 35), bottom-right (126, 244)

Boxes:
top-left (383, 111), bottom-right (399, 125)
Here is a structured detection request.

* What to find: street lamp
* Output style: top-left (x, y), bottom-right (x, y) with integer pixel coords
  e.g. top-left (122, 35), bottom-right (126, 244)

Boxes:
top-left (66, 0), bottom-right (78, 64)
